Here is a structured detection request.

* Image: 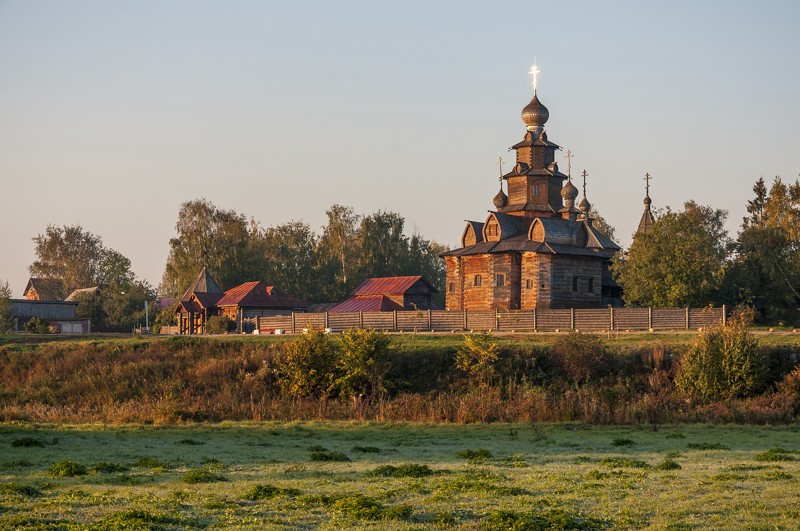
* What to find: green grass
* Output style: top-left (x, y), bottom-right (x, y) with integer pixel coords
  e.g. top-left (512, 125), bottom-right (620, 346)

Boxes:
top-left (0, 422), bottom-right (799, 529)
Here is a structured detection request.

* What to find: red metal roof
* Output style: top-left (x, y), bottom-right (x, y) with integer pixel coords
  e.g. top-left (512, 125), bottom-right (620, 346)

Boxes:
top-left (350, 276), bottom-right (434, 296)
top-left (215, 281), bottom-right (310, 309)
top-left (329, 295), bottom-right (403, 313)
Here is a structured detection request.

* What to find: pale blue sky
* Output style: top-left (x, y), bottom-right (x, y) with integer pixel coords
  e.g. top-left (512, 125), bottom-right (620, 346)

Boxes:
top-left (1, 1), bottom-right (799, 297)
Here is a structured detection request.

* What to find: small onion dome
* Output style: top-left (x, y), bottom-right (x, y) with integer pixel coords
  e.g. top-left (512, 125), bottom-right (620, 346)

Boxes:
top-left (579, 196), bottom-right (591, 213)
top-left (493, 188), bottom-right (508, 209)
top-left (521, 92), bottom-right (549, 131)
top-left (561, 179), bottom-right (579, 201)
top-left (644, 195), bottom-right (652, 207)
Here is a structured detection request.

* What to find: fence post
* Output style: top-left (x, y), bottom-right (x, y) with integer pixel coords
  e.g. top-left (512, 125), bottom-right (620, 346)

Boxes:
top-left (325, 312), bottom-right (329, 330)
top-left (722, 305), bottom-right (726, 326)
top-left (463, 309), bottom-right (468, 331)
top-left (570, 308), bottom-right (575, 330)
top-left (533, 308), bottom-right (537, 332)
top-left (393, 310), bottom-right (398, 332)
top-left (685, 307), bottom-right (689, 330)
top-left (648, 307), bottom-right (653, 330)
top-left (495, 310), bottom-right (500, 331)
top-left (610, 307), bottom-right (614, 331)
top-left (427, 309), bottom-right (432, 331)
top-left (358, 311), bottom-right (363, 329)
top-left (291, 312), bottom-right (296, 334)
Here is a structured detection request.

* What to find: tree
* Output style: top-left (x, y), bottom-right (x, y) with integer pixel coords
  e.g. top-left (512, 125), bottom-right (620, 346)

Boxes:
top-left (258, 221), bottom-right (319, 302)
top-left (160, 199), bottom-right (261, 297)
top-left (334, 328), bottom-right (392, 399)
top-left (29, 224), bottom-right (104, 297)
top-left (0, 280), bottom-right (13, 333)
top-left (613, 201), bottom-right (729, 307)
top-left (722, 176), bottom-right (800, 324)
top-left (589, 206), bottom-right (616, 242)
top-left (675, 319), bottom-right (765, 401)
top-left (317, 205), bottom-right (360, 301)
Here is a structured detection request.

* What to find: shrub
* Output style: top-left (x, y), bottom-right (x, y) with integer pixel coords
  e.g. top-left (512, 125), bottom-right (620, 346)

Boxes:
top-left (0, 482), bottom-right (43, 497)
top-left (352, 446), bottom-right (381, 453)
top-left (599, 457), bottom-right (650, 469)
top-left (183, 468), bottom-right (227, 483)
top-left (92, 462), bottom-right (130, 473)
top-left (755, 448), bottom-right (795, 462)
top-left (24, 317), bottom-right (50, 334)
top-left (334, 328), bottom-right (392, 399)
top-left (371, 463), bottom-right (433, 478)
top-left (687, 442), bottom-right (729, 451)
top-left (484, 508), bottom-right (608, 530)
top-left (278, 330), bottom-right (338, 397)
top-left (611, 438), bottom-right (635, 447)
top-left (455, 448), bottom-right (493, 462)
top-left (655, 459), bottom-right (682, 470)
top-left (11, 437), bottom-right (46, 448)
top-left (206, 315), bottom-right (236, 334)
top-left (309, 450), bottom-right (350, 462)
top-left (676, 321), bottom-right (766, 401)
top-left (456, 333), bottom-right (500, 389)
top-left (131, 457), bottom-right (171, 470)
top-left (48, 459), bottom-right (88, 477)
top-left (101, 510), bottom-right (185, 528)
top-left (0, 280), bottom-right (13, 333)
top-left (243, 484), bottom-right (301, 500)
top-left (549, 333), bottom-right (610, 384)
top-left (330, 494), bottom-right (412, 521)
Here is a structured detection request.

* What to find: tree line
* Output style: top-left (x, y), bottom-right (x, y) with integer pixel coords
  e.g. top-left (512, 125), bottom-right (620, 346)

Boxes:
top-left (614, 176), bottom-right (800, 324)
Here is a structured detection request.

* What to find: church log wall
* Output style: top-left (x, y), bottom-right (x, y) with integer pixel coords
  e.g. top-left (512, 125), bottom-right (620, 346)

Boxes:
top-left (549, 256), bottom-right (602, 309)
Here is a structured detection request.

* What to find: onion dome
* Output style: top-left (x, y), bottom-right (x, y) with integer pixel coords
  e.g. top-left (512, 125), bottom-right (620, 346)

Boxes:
top-left (521, 93), bottom-right (550, 131)
top-left (561, 179), bottom-right (579, 202)
top-left (493, 187), bottom-right (508, 209)
top-left (579, 196), bottom-right (591, 214)
top-left (644, 195), bottom-right (652, 207)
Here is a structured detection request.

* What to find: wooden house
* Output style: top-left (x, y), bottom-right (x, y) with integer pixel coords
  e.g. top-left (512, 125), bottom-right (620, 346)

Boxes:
top-left (330, 276), bottom-right (438, 312)
top-left (23, 278), bottom-right (66, 301)
top-left (442, 76), bottom-right (621, 310)
top-left (175, 269), bottom-right (310, 334)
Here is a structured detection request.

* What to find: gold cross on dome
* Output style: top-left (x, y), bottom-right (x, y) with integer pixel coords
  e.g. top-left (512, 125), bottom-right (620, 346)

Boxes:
top-left (644, 172), bottom-right (652, 195)
top-left (497, 157), bottom-right (504, 182)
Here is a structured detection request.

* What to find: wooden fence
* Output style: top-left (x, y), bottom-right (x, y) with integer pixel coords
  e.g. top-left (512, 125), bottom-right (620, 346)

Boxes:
top-left (255, 306), bottom-right (726, 334)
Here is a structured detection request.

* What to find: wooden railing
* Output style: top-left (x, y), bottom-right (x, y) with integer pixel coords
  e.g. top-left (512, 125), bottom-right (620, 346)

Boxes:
top-left (255, 306), bottom-right (726, 334)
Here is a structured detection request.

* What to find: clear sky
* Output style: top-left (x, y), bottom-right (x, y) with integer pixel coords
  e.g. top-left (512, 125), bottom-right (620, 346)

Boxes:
top-left (1, 1), bottom-right (799, 297)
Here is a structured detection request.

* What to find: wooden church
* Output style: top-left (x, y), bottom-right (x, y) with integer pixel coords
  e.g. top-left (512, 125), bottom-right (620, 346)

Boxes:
top-left (442, 69), bottom-right (621, 310)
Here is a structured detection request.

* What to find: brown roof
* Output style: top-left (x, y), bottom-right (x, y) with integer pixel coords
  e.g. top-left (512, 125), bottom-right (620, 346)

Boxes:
top-left (216, 281), bottom-right (310, 309)
top-left (330, 295), bottom-right (403, 313)
top-left (351, 276), bottom-right (436, 296)
top-left (65, 286), bottom-right (100, 301)
top-left (192, 291), bottom-right (224, 308)
top-left (24, 278), bottom-right (65, 300)
top-left (181, 268), bottom-right (223, 301)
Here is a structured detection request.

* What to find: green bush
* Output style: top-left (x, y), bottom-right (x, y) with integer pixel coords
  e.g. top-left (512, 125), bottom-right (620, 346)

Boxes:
top-left (455, 448), bottom-right (493, 462)
top-left (48, 459), bottom-right (88, 477)
top-left (24, 317), bottom-right (50, 334)
top-left (371, 463), bottom-right (433, 478)
top-left (92, 462), bottom-right (130, 473)
top-left (655, 459), bottom-right (682, 470)
top-left (278, 330), bottom-right (338, 398)
top-left (309, 450), bottom-right (350, 462)
top-left (206, 315), bottom-right (236, 334)
top-left (0, 482), bottom-right (43, 497)
top-left (183, 468), bottom-right (227, 483)
top-left (676, 321), bottom-right (766, 401)
top-left (755, 448), bottom-right (795, 462)
top-left (243, 484), bottom-right (300, 500)
top-left (334, 328), bottom-right (392, 399)
top-left (11, 437), bottom-right (46, 448)
top-left (455, 333), bottom-right (499, 389)
top-left (330, 494), bottom-right (412, 521)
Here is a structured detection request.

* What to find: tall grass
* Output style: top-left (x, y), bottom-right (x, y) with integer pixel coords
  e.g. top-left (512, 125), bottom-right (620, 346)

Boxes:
top-left (1, 335), bottom-right (799, 424)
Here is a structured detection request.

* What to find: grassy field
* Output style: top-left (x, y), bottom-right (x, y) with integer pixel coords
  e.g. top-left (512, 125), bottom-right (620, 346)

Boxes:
top-left (1, 421), bottom-right (799, 529)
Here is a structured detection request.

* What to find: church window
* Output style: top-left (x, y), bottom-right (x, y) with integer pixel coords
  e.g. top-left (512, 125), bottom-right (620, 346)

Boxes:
top-left (449, 282), bottom-right (455, 293)
top-left (474, 275), bottom-right (482, 287)
top-left (588, 278), bottom-right (594, 292)
top-left (572, 276), bottom-right (578, 291)
top-left (533, 184), bottom-right (541, 197)
top-left (526, 279), bottom-right (533, 289)
top-left (496, 274), bottom-right (505, 287)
